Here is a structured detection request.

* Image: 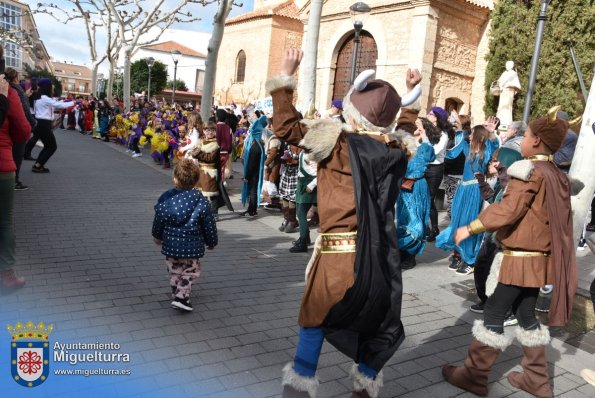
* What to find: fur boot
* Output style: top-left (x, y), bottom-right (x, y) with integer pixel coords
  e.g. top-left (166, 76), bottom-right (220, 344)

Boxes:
top-left (350, 364), bottom-right (383, 398)
top-left (281, 363), bottom-right (318, 398)
top-left (442, 320), bottom-right (513, 397)
top-left (507, 326), bottom-right (553, 398)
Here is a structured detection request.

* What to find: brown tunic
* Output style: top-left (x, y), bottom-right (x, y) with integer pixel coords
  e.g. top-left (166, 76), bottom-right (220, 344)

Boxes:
top-left (264, 135), bottom-right (282, 183)
top-left (271, 85), bottom-right (394, 327)
top-left (191, 138), bottom-right (219, 197)
top-left (478, 159), bottom-right (576, 325)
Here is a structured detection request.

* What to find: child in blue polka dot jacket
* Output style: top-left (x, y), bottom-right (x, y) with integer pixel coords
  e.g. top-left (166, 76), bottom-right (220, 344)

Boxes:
top-left (152, 159), bottom-right (218, 311)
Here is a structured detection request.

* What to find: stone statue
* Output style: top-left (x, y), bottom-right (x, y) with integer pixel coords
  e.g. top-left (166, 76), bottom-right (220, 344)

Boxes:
top-left (495, 61), bottom-right (522, 128)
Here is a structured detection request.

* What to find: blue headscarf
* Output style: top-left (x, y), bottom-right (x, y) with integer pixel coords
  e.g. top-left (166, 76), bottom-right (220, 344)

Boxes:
top-left (241, 115), bottom-right (268, 207)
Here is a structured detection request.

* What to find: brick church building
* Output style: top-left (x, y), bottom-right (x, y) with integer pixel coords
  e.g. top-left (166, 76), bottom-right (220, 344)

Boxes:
top-left (216, 0), bottom-right (493, 122)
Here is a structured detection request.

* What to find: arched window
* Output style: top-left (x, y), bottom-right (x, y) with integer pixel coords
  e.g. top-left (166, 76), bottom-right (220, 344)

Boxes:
top-left (235, 50), bottom-right (246, 83)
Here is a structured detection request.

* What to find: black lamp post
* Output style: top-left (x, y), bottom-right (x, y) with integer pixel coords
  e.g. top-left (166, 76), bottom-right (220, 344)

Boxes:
top-left (171, 50), bottom-right (182, 104)
top-left (522, 0), bottom-right (551, 125)
top-left (146, 56), bottom-right (155, 100)
top-left (349, 2), bottom-right (371, 84)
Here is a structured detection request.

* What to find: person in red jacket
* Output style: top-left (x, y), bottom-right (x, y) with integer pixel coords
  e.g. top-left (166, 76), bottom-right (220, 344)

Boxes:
top-left (0, 73), bottom-right (32, 289)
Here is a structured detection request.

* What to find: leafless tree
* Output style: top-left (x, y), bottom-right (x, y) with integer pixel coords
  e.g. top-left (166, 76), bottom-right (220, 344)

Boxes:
top-left (201, 0), bottom-right (242, 121)
top-left (36, 0), bottom-right (214, 108)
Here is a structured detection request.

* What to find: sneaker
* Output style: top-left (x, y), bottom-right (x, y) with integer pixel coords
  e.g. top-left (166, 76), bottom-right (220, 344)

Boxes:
top-left (125, 149), bottom-right (132, 153)
top-left (171, 298), bottom-right (193, 311)
top-left (14, 182), bottom-right (29, 191)
top-left (470, 302), bottom-right (485, 314)
top-left (578, 238), bottom-right (586, 251)
top-left (503, 314), bottom-right (518, 327)
top-left (132, 153), bottom-right (142, 158)
top-left (448, 255), bottom-right (461, 271)
top-left (455, 262), bottom-right (474, 275)
top-left (32, 165), bottom-right (50, 173)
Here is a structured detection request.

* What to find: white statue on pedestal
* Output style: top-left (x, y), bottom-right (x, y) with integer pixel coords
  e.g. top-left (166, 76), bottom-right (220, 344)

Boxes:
top-left (495, 61), bottom-right (522, 128)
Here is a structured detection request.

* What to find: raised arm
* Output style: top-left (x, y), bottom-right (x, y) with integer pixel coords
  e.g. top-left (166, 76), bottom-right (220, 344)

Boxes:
top-left (265, 49), bottom-right (308, 146)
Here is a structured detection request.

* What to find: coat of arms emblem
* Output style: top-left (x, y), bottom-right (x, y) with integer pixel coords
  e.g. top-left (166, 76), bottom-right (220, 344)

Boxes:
top-left (7, 321), bottom-right (53, 387)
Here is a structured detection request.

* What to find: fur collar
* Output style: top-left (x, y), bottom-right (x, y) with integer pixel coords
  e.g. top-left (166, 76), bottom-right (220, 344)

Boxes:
top-left (265, 75), bottom-right (296, 95)
top-left (507, 159), bottom-right (533, 181)
top-left (299, 118), bottom-right (343, 163)
top-left (199, 140), bottom-right (219, 154)
top-left (298, 119), bottom-right (419, 163)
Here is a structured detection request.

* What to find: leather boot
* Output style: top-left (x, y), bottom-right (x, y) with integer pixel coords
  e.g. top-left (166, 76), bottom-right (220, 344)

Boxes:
top-left (284, 207), bottom-right (299, 233)
top-left (290, 237), bottom-right (308, 253)
top-left (442, 320), bottom-right (512, 397)
top-left (281, 363), bottom-right (318, 398)
top-left (279, 207), bottom-right (289, 231)
top-left (507, 326), bottom-right (553, 398)
top-left (351, 364), bottom-right (383, 398)
top-left (1, 270), bottom-right (26, 289)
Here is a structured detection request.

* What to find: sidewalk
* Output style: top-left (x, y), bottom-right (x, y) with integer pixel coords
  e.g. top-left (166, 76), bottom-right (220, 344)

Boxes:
top-left (1, 130), bottom-right (593, 397)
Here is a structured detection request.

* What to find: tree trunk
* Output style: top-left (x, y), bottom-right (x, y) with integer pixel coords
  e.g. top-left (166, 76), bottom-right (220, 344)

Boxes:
top-left (90, 67), bottom-right (97, 98)
top-left (297, 0), bottom-right (323, 113)
top-left (569, 73), bottom-right (595, 244)
top-left (201, 0), bottom-right (233, 122)
top-left (107, 61), bottom-right (115, 100)
top-left (123, 50), bottom-right (132, 111)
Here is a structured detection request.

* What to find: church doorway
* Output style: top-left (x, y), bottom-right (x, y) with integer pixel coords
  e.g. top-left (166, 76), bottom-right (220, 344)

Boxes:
top-left (332, 31), bottom-right (378, 101)
top-left (445, 97), bottom-right (463, 114)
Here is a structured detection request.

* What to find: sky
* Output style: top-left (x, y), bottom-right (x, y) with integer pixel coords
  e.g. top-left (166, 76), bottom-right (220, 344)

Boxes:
top-left (28, 0), bottom-right (255, 73)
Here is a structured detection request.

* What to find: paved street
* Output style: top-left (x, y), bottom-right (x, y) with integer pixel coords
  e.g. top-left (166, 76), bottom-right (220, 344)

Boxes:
top-left (1, 129), bottom-right (594, 397)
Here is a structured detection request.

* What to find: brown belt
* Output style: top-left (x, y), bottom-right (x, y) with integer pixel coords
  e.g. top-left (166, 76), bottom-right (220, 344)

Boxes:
top-left (320, 232), bottom-right (357, 253)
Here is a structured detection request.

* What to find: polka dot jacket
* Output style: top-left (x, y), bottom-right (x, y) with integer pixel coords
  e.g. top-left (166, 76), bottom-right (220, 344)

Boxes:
top-left (152, 188), bottom-right (218, 258)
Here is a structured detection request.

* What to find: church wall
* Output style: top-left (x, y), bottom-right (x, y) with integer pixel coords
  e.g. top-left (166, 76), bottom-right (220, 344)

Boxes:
top-left (313, 1), bottom-right (415, 112)
top-left (214, 19), bottom-right (274, 106)
top-left (429, 1), bottom-right (490, 119)
top-left (268, 18), bottom-right (304, 77)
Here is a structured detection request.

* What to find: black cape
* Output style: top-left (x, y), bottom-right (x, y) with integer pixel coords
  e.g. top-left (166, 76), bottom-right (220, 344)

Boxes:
top-left (322, 133), bottom-right (407, 372)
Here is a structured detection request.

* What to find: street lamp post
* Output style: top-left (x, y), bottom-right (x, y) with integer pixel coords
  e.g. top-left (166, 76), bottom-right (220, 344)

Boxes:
top-left (171, 50), bottom-right (182, 104)
top-left (522, 0), bottom-right (551, 125)
top-left (146, 57), bottom-right (155, 100)
top-left (349, 2), bottom-right (371, 84)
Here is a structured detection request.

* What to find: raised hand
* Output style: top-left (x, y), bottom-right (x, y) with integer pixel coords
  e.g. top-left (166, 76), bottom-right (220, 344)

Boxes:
top-left (280, 49), bottom-right (304, 77)
top-left (483, 116), bottom-right (499, 133)
top-left (406, 68), bottom-right (422, 91)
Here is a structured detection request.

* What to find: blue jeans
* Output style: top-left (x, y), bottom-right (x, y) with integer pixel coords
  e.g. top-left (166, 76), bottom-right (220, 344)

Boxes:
top-left (293, 327), bottom-right (377, 379)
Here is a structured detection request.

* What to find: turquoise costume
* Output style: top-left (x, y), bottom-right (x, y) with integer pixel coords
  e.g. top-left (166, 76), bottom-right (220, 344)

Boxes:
top-left (241, 115), bottom-right (267, 207)
top-left (397, 142), bottom-right (436, 255)
top-left (435, 131), bottom-right (499, 264)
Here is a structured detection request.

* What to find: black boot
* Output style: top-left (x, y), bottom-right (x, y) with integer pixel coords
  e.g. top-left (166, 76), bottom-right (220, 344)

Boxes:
top-left (289, 238), bottom-right (308, 253)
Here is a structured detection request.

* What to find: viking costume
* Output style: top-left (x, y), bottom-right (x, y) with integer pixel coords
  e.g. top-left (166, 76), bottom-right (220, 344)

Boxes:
top-left (264, 131), bottom-right (283, 209)
top-left (268, 69), bottom-right (421, 398)
top-left (278, 144), bottom-right (301, 233)
top-left (191, 136), bottom-right (221, 217)
top-left (443, 107), bottom-right (577, 398)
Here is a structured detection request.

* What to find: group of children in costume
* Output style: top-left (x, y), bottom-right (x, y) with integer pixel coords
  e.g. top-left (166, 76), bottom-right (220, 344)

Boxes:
top-left (266, 49), bottom-right (578, 398)
top-left (145, 46), bottom-right (581, 398)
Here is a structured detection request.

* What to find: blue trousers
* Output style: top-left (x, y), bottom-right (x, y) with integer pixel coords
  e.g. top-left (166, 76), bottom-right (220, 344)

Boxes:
top-left (293, 327), bottom-right (377, 379)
